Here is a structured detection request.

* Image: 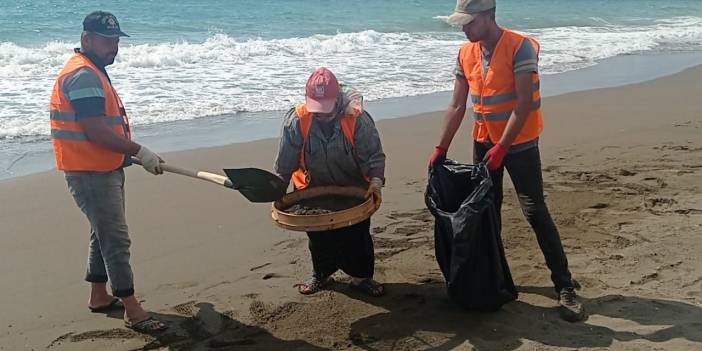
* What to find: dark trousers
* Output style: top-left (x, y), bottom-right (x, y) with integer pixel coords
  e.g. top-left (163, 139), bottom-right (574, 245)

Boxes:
top-left (474, 142), bottom-right (573, 292)
top-left (306, 219), bottom-right (375, 280)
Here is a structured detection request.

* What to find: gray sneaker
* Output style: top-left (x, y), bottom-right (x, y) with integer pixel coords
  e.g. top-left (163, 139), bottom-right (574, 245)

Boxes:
top-left (559, 287), bottom-right (585, 322)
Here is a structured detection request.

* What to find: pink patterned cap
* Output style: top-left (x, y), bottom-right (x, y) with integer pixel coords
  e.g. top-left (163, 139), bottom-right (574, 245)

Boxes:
top-left (305, 67), bottom-right (340, 113)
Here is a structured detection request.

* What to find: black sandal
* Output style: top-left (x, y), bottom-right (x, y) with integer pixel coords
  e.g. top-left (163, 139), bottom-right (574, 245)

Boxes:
top-left (295, 276), bottom-right (334, 295)
top-left (349, 279), bottom-right (385, 297)
top-left (88, 298), bottom-right (124, 313)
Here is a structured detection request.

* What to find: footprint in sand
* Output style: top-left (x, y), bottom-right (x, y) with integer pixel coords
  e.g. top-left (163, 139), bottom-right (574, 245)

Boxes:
top-left (644, 197), bottom-right (677, 210)
top-left (630, 272), bottom-right (659, 286)
top-left (612, 235), bottom-right (633, 249)
top-left (372, 226), bottom-right (387, 234)
top-left (47, 329), bottom-right (146, 349)
top-left (248, 300), bottom-right (300, 325)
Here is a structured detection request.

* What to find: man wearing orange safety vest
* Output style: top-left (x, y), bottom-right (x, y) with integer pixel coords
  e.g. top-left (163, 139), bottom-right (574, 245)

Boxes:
top-left (428, 0), bottom-right (585, 322)
top-left (50, 11), bottom-right (167, 332)
top-left (275, 67), bottom-right (386, 297)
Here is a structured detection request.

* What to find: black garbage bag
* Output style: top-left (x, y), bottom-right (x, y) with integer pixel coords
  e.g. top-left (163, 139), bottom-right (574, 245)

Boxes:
top-left (425, 159), bottom-right (517, 311)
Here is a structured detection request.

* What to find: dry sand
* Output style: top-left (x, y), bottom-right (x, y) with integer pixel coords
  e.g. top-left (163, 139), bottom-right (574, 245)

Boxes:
top-left (1, 66), bottom-right (701, 350)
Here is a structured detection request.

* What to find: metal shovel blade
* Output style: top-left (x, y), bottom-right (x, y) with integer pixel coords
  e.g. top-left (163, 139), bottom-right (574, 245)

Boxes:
top-left (223, 168), bottom-right (288, 203)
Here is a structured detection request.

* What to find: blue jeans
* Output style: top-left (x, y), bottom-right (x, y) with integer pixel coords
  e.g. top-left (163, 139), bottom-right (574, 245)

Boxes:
top-left (65, 169), bottom-right (134, 297)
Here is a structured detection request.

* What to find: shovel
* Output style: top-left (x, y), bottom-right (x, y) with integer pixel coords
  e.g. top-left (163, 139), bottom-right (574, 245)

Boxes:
top-left (131, 158), bottom-right (287, 203)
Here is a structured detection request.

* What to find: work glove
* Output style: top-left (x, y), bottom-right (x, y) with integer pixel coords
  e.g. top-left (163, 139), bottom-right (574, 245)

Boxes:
top-left (135, 146), bottom-right (164, 175)
top-left (428, 146), bottom-right (448, 168)
top-left (483, 143), bottom-right (508, 171)
top-left (365, 177), bottom-right (383, 210)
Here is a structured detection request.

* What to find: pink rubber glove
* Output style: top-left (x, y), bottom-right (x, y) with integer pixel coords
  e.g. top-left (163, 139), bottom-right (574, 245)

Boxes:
top-left (428, 146), bottom-right (448, 168)
top-left (483, 143), bottom-right (508, 171)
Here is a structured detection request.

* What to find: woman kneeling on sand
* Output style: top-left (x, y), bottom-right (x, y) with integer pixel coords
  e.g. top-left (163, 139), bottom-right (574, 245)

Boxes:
top-left (274, 67), bottom-right (386, 297)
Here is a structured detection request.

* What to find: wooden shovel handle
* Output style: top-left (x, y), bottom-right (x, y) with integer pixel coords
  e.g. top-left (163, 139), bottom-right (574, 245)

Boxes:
top-left (132, 158), bottom-right (233, 188)
top-left (160, 164), bottom-right (233, 188)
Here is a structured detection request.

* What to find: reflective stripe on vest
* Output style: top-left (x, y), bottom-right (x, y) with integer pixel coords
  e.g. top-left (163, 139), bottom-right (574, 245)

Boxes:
top-left (50, 110), bottom-right (126, 125)
top-left (473, 99), bottom-right (541, 121)
top-left (470, 80), bottom-right (540, 105)
top-left (51, 129), bottom-right (88, 141)
top-left (49, 53), bottom-right (131, 172)
top-left (460, 29), bottom-right (544, 145)
top-left (291, 104), bottom-right (361, 190)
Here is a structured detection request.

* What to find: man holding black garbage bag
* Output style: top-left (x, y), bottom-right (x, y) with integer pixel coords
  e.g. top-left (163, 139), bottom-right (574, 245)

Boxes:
top-left (428, 0), bottom-right (584, 322)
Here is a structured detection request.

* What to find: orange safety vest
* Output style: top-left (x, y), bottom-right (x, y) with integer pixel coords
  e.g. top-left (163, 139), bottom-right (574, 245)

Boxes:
top-left (459, 28), bottom-right (543, 145)
top-left (291, 104), bottom-right (361, 190)
top-left (50, 53), bottom-right (131, 172)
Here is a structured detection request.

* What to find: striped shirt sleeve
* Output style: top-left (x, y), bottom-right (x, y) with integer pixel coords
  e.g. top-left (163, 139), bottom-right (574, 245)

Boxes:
top-left (63, 68), bottom-right (105, 101)
top-left (514, 39), bottom-right (538, 74)
top-left (62, 68), bottom-right (106, 119)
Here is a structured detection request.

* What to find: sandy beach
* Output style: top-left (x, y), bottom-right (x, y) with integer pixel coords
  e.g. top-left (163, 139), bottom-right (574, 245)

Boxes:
top-left (1, 66), bottom-right (701, 350)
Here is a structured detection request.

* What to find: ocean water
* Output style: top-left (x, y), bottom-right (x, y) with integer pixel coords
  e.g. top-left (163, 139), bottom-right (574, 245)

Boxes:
top-left (1, 0), bottom-right (702, 176)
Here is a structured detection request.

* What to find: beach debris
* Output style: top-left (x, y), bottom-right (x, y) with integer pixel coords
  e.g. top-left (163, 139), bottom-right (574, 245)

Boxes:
top-left (249, 263), bottom-right (271, 271)
top-left (672, 121), bottom-right (692, 127)
top-left (284, 195), bottom-right (364, 215)
top-left (285, 205), bottom-right (333, 215)
top-left (618, 169), bottom-right (636, 176)
top-left (674, 208), bottom-right (702, 215)
top-left (262, 273), bottom-right (282, 280)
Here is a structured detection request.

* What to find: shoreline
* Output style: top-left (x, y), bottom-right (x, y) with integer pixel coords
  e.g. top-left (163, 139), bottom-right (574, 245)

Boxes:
top-left (2, 50), bottom-right (702, 182)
